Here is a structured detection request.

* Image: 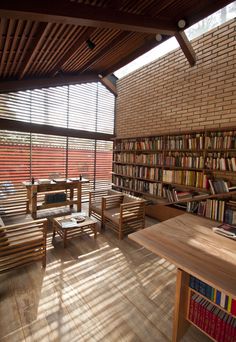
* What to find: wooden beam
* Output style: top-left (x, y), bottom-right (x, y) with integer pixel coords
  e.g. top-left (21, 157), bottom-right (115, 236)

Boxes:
top-left (102, 36), bottom-right (168, 76)
top-left (0, 118), bottom-right (114, 141)
top-left (175, 31), bottom-right (196, 67)
top-left (18, 22), bottom-right (50, 80)
top-left (0, 73), bottom-right (99, 93)
top-left (0, 1), bottom-right (176, 35)
top-left (50, 27), bottom-right (96, 76)
top-left (100, 75), bottom-right (117, 97)
top-left (80, 31), bottom-right (131, 73)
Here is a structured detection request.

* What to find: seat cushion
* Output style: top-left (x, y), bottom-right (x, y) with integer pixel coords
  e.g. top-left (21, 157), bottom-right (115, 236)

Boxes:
top-left (104, 208), bottom-right (120, 225)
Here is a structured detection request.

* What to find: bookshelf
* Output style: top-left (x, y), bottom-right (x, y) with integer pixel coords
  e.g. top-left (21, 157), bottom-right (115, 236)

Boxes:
top-left (113, 127), bottom-right (236, 224)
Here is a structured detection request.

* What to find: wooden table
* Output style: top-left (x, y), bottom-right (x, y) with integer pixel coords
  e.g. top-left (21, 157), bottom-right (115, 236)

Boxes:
top-left (23, 178), bottom-right (89, 219)
top-left (129, 213), bottom-right (236, 342)
top-left (52, 214), bottom-right (97, 248)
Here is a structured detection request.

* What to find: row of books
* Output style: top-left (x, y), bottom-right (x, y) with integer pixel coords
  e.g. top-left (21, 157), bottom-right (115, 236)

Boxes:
top-left (166, 134), bottom-right (204, 150)
top-left (113, 165), bottom-right (162, 181)
top-left (162, 186), bottom-right (194, 202)
top-left (205, 154), bottom-right (236, 171)
top-left (113, 176), bottom-right (162, 196)
top-left (114, 137), bottom-right (164, 151)
top-left (189, 275), bottom-right (236, 315)
top-left (189, 293), bottom-right (236, 341)
top-left (208, 179), bottom-right (236, 194)
top-left (114, 153), bottom-right (135, 163)
top-left (165, 152), bottom-right (204, 169)
top-left (205, 131), bottom-right (236, 150)
top-left (197, 199), bottom-right (225, 222)
top-left (135, 153), bottom-right (163, 165)
top-left (162, 170), bottom-right (208, 188)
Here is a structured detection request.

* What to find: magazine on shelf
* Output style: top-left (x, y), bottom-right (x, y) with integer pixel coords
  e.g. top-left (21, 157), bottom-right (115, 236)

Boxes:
top-left (212, 223), bottom-right (236, 240)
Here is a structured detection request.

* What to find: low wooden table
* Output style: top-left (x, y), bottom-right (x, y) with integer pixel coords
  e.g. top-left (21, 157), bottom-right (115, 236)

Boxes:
top-left (52, 214), bottom-right (97, 248)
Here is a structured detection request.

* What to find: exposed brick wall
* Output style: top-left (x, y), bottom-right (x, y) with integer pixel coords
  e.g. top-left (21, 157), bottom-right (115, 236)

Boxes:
top-left (116, 19), bottom-right (236, 138)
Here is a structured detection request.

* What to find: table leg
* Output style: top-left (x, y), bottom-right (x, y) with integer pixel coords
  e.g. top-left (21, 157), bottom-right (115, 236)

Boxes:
top-left (69, 188), bottom-right (74, 209)
top-left (52, 221), bottom-right (56, 239)
top-left (77, 183), bottom-right (81, 212)
top-left (93, 223), bottom-right (97, 239)
top-left (63, 229), bottom-right (67, 248)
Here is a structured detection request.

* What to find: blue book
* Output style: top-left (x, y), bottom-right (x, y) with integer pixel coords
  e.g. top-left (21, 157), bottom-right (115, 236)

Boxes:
top-left (216, 290), bottom-right (221, 305)
top-left (189, 275), bottom-right (195, 289)
top-left (194, 278), bottom-right (200, 292)
top-left (199, 280), bottom-right (206, 296)
top-left (206, 285), bottom-right (212, 299)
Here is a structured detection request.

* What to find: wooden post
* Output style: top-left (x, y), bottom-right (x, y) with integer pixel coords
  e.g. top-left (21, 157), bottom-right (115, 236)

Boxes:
top-left (172, 269), bottom-right (190, 342)
top-left (77, 183), bottom-right (81, 212)
top-left (70, 188), bottom-right (74, 209)
top-left (31, 184), bottom-right (38, 219)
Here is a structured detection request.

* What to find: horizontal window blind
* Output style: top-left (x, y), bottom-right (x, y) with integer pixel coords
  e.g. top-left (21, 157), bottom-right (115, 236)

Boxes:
top-left (0, 82), bottom-right (115, 135)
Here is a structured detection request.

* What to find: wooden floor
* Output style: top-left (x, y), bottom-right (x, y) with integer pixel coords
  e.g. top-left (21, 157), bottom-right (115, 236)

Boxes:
top-left (0, 210), bottom-right (210, 342)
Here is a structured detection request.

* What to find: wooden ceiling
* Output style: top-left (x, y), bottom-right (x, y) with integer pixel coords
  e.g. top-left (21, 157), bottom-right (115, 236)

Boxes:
top-left (0, 0), bottom-right (233, 94)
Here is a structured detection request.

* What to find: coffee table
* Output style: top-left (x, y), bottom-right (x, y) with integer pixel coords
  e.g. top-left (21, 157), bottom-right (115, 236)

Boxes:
top-left (52, 214), bottom-right (97, 248)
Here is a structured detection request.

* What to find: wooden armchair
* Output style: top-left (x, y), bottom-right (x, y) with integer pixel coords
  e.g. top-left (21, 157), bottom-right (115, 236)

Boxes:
top-left (102, 195), bottom-right (146, 239)
top-left (89, 189), bottom-right (122, 222)
top-left (0, 218), bottom-right (47, 273)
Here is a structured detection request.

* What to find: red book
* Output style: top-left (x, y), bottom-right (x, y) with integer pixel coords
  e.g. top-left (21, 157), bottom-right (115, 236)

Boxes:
top-left (210, 307), bottom-right (220, 338)
top-left (193, 295), bottom-right (202, 325)
top-left (189, 293), bottom-right (198, 322)
top-left (204, 302), bottom-right (214, 335)
top-left (231, 299), bottom-right (236, 316)
top-left (214, 310), bottom-right (225, 341)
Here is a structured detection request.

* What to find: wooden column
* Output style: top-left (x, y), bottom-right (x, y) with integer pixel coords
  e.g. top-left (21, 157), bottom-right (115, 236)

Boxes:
top-left (172, 269), bottom-right (190, 342)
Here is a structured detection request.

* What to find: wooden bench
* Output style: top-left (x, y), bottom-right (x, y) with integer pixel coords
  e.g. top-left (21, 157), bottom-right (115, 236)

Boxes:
top-left (0, 217), bottom-right (47, 273)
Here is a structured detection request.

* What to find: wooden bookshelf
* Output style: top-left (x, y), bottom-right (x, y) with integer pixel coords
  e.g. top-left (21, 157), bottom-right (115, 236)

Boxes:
top-left (113, 127), bottom-right (236, 224)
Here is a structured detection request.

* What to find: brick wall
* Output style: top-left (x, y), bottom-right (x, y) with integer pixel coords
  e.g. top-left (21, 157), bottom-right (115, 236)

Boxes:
top-left (116, 19), bottom-right (236, 138)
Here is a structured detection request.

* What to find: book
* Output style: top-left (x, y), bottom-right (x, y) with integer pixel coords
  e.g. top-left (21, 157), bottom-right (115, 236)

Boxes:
top-left (212, 223), bottom-right (236, 240)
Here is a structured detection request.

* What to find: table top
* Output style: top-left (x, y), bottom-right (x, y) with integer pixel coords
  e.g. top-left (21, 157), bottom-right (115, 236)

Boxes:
top-left (129, 213), bottom-right (236, 297)
top-left (23, 178), bottom-right (89, 187)
top-left (53, 213), bottom-right (96, 229)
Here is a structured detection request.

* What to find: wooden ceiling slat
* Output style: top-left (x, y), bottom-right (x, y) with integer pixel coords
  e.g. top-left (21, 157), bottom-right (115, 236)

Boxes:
top-left (26, 23), bottom-right (58, 77)
top-left (42, 24), bottom-right (80, 75)
top-left (34, 23), bottom-right (68, 76)
top-left (0, 18), bottom-right (14, 76)
top-left (4, 19), bottom-right (23, 77)
top-left (80, 31), bottom-right (132, 73)
top-left (49, 27), bottom-right (95, 77)
top-left (12, 21), bottom-right (34, 76)
top-left (18, 22), bottom-right (49, 79)
top-left (63, 28), bottom-right (122, 72)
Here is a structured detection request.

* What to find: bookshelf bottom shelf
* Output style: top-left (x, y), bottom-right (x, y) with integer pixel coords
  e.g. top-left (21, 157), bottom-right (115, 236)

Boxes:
top-left (186, 318), bottom-right (216, 341)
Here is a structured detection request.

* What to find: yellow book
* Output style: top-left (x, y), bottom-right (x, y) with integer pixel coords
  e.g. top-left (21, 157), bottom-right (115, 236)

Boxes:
top-left (227, 296), bottom-right (232, 313)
